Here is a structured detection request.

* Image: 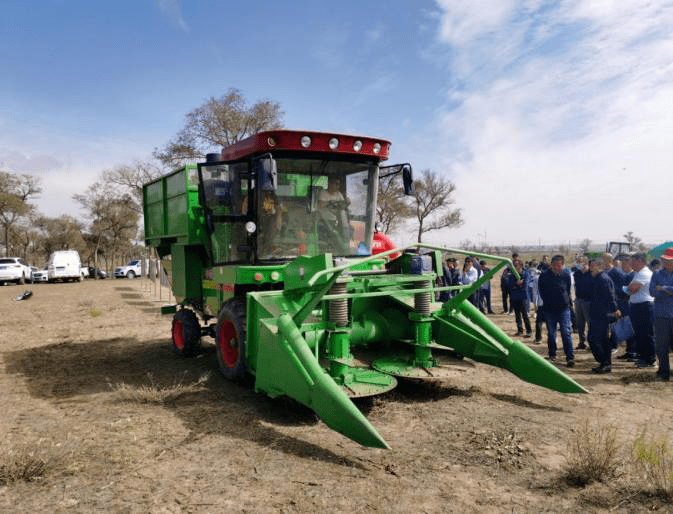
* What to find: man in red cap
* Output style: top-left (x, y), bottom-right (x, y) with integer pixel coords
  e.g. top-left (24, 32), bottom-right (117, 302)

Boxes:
top-left (650, 247), bottom-right (673, 381)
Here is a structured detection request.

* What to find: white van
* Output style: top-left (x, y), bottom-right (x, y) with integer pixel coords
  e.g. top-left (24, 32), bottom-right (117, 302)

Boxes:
top-left (47, 250), bottom-right (85, 282)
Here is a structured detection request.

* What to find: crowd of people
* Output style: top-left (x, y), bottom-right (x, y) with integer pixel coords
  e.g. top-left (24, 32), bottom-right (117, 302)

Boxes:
top-left (439, 249), bottom-right (673, 378)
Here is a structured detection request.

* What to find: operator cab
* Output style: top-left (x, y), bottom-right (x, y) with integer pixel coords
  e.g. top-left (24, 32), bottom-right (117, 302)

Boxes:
top-left (197, 130), bottom-right (410, 265)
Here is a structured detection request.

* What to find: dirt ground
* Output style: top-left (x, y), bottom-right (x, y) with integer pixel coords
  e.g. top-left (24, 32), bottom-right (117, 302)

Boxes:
top-left (1, 276), bottom-right (672, 513)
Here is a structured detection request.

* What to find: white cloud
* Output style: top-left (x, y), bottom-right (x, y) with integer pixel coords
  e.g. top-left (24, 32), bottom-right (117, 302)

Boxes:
top-left (428, 0), bottom-right (673, 246)
top-left (156, 0), bottom-right (190, 33)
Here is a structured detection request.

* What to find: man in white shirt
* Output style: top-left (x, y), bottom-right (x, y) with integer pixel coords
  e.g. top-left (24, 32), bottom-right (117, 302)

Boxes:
top-left (461, 256), bottom-right (479, 307)
top-left (627, 253), bottom-right (655, 368)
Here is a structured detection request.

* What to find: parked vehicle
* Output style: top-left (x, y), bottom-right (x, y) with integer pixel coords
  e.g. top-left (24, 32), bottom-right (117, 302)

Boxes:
top-left (32, 266), bottom-right (49, 283)
top-left (87, 266), bottom-right (109, 279)
top-left (0, 257), bottom-right (32, 285)
top-left (47, 250), bottom-right (86, 282)
top-left (114, 260), bottom-right (143, 279)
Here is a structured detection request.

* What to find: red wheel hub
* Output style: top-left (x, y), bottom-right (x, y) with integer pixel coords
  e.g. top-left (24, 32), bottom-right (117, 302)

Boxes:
top-left (173, 321), bottom-right (185, 350)
top-left (219, 320), bottom-right (238, 368)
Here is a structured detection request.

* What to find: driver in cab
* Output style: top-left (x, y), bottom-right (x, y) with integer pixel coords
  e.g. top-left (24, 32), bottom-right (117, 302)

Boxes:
top-left (318, 175), bottom-right (350, 225)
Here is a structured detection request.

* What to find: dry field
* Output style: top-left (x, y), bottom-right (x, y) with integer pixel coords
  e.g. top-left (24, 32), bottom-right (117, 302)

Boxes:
top-left (1, 276), bottom-right (672, 513)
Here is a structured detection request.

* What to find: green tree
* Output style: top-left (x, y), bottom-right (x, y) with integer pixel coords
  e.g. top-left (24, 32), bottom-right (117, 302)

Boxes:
top-left (74, 183), bottom-right (139, 268)
top-left (34, 215), bottom-right (86, 260)
top-left (0, 170), bottom-right (41, 256)
top-left (408, 169), bottom-right (463, 243)
top-left (154, 88), bottom-right (284, 167)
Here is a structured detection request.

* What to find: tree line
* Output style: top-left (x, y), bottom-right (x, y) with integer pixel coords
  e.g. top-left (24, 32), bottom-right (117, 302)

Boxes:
top-left (0, 88), bottom-right (462, 267)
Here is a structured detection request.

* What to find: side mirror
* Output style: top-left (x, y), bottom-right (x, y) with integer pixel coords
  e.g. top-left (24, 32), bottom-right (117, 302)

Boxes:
top-left (255, 154), bottom-right (277, 191)
top-left (402, 164), bottom-right (414, 195)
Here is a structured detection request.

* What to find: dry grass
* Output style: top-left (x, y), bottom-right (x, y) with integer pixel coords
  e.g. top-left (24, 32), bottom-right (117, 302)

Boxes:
top-left (632, 429), bottom-right (673, 499)
top-left (0, 439), bottom-right (76, 485)
top-left (112, 372), bottom-right (210, 404)
top-left (563, 418), bottom-right (620, 486)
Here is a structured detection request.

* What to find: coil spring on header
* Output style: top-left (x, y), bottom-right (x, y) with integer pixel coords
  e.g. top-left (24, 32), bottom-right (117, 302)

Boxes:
top-left (329, 281), bottom-right (349, 327)
top-left (414, 280), bottom-right (432, 316)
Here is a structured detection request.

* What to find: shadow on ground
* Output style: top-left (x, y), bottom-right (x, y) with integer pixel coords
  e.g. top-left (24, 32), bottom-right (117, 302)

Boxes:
top-left (3, 338), bottom-right (363, 468)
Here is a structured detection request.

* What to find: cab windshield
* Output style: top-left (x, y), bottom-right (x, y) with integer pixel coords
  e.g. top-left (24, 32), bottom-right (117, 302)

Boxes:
top-left (257, 158), bottom-right (378, 260)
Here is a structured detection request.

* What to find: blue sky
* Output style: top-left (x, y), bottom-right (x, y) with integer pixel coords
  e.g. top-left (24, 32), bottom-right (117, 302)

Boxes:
top-left (1, 0), bottom-right (672, 248)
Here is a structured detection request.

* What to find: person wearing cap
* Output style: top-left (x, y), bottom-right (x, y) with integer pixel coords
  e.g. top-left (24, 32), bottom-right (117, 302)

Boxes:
top-left (587, 258), bottom-right (621, 373)
top-left (538, 254), bottom-right (575, 367)
top-left (627, 253), bottom-right (656, 368)
top-left (649, 248), bottom-right (673, 381)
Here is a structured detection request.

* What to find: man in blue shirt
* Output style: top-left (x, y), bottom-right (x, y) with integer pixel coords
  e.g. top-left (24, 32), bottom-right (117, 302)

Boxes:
top-left (649, 248), bottom-right (673, 381)
top-left (538, 255), bottom-right (575, 367)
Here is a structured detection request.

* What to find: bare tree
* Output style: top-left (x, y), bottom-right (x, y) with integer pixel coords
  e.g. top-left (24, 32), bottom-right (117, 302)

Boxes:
top-left (101, 160), bottom-right (163, 213)
top-left (408, 169), bottom-right (463, 243)
top-left (579, 238), bottom-right (592, 254)
top-left (154, 88), bottom-right (284, 167)
top-left (622, 231), bottom-right (643, 249)
top-left (0, 170), bottom-right (41, 256)
top-left (376, 173), bottom-right (413, 234)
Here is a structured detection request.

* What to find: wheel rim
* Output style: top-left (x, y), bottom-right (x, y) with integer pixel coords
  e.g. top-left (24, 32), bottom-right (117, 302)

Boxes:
top-left (173, 320), bottom-right (185, 350)
top-left (219, 320), bottom-right (238, 368)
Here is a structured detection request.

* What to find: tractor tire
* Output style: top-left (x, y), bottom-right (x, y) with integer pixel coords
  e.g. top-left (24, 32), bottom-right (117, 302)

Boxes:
top-left (215, 298), bottom-right (247, 381)
top-left (171, 309), bottom-right (201, 357)
top-left (127, 271), bottom-right (136, 279)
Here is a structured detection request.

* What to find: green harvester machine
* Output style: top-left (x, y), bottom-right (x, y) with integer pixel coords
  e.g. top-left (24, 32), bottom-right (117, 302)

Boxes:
top-left (143, 130), bottom-right (586, 449)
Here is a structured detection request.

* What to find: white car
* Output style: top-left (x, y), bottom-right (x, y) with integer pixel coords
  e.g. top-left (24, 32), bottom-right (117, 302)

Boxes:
top-left (114, 259), bottom-right (143, 279)
top-left (32, 266), bottom-right (49, 283)
top-left (0, 257), bottom-right (33, 285)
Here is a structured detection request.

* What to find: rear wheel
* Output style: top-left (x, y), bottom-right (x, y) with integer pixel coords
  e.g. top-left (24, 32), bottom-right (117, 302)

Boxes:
top-left (171, 309), bottom-right (201, 357)
top-left (215, 298), bottom-right (246, 381)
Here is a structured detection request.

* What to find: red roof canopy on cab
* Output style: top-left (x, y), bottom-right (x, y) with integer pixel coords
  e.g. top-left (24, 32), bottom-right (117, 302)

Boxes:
top-left (220, 130), bottom-right (391, 162)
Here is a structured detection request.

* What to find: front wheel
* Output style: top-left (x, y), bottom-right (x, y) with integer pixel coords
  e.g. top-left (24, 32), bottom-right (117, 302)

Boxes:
top-left (172, 309), bottom-right (201, 357)
top-left (215, 298), bottom-right (246, 381)
top-left (127, 271), bottom-right (136, 279)
top-left (18, 274), bottom-right (25, 285)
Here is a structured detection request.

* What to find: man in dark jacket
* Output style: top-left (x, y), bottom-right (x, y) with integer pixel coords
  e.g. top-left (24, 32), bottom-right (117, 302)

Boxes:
top-left (573, 256), bottom-right (592, 350)
top-left (506, 260), bottom-right (531, 337)
top-left (588, 258), bottom-right (622, 373)
top-left (538, 255), bottom-right (575, 366)
top-left (439, 257), bottom-right (459, 302)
